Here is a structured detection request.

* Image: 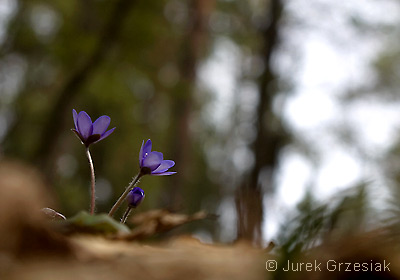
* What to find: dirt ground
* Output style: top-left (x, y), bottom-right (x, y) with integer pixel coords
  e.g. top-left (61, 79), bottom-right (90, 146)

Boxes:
top-left (0, 160), bottom-right (268, 280)
top-left (4, 236), bottom-right (266, 280)
top-left (3, 160), bottom-right (400, 280)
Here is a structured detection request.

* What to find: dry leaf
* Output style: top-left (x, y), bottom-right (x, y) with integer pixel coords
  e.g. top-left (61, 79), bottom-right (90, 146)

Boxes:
top-left (118, 209), bottom-right (210, 240)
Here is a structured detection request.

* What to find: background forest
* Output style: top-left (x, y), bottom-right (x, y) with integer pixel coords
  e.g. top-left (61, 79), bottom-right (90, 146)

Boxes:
top-left (1, 0), bottom-right (400, 252)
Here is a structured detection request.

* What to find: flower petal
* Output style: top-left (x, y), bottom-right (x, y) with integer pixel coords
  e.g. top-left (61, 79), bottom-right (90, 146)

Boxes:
top-left (139, 140), bottom-right (144, 165)
top-left (152, 160), bottom-right (175, 173)
top-left (77, 111), bottom-right (93, 140)
top-left (92, 115), bottom-right (111, 135)
top-left (96, 127), bottom-right (115, 143)
top-left (139, 139), bottom-right (152, 166)
top-left (72, 109), bottom-right (78, 130)
top-left (142, 139), bottom-right (152, 155)
top-left (142, 151), bottom-right (163, 171)
top-left (151, 171), bottom-right (177, 176)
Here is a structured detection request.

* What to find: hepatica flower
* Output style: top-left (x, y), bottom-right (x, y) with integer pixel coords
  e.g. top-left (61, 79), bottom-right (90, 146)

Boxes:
top-left (72, 109), bottom-right (115, 147)
top-left (139, 139), bottom-right (176, 176)
top-left (109, 139), bottom-right (176, 217)
top-left (72, 109), bottom-right (115, 215)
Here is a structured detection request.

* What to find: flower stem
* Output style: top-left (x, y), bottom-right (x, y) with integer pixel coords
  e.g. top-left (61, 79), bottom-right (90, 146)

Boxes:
top-left (85, 147), bottom-right (96, 215)
top-left (121, 206), bottom-right (133, 224)
top-left (108, 173), bottom-right (141, 217)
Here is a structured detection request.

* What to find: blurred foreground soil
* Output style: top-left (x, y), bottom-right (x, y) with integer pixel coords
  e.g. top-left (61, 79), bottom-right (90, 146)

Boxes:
top-left (0, 160), bottom-right (266, 280)
top-left (4, 236), bottom-right (265, 280)
top-left (3, 159), bottom-right (400, 280)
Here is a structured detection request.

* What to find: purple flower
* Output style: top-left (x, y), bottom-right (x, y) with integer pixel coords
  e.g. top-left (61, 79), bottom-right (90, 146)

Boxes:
top-left (127, 187), bottom-right (145, 208)
top-left (139, 139), bottom-right (176, 176)
top-left (72, 109), bottom-right (115, 147)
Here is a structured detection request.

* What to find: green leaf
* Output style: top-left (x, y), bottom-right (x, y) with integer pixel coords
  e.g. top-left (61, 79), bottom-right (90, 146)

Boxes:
top-left (59, 211), bottom-right (130, 235)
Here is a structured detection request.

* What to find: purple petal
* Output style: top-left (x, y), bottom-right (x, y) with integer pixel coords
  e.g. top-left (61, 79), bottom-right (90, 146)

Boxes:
top-left (92, 115), bottom-right (111, 135)
top-left (151, 171), bottom-right (177, 176)
top-left (142, 151), bottom-right (163, 171)
top-left (139, 140), bottom-right (144, 165)
top-left (142, 139), bottom-right (152, 155)
top-left (77, 111), bottom-right (93, 140)
top-left (139, 139), bottom-right (152, 166)
top-left (152, 160), bottom-right (175, 173)
top-left (96, 127), bottom-right (115, 142)
top-left (72, 109), bottom-right (78, 130)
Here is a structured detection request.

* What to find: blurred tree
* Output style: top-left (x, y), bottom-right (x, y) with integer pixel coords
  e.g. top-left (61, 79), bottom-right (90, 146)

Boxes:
top-left (3, 0), bottom-right (137, 168)
top-left (34, 0), bottom-right (136, 171)
top-left (235, 0), bottom-right (288, 245)
top-left (163, 0), bottom-right (215, 210)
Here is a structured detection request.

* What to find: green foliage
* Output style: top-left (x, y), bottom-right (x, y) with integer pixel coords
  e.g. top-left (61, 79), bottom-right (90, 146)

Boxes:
top-left (275, 183), bottom-right (369, 276)
top-left (60, 211), bottom-right (130, 235)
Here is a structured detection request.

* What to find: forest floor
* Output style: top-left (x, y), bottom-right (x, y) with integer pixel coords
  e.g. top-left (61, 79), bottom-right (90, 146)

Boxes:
top-left (0, 159), bottom-right (268, 280)
top-left (2, 160), bottom-right (400, 280)
top-left (4, 236), bottom-right (267, 280)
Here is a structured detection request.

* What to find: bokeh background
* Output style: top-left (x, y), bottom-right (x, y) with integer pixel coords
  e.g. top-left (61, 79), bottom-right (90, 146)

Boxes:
top-left (1, 0), bottom-right (400, 247)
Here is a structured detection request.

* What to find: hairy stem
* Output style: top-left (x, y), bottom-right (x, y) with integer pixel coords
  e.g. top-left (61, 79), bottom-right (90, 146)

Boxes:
top-left (85, 147), bottom-right (96, 215)
top-left (121, 206), bottom-right (133, 224)
top-left (109, 173), bottom-right (141, 217)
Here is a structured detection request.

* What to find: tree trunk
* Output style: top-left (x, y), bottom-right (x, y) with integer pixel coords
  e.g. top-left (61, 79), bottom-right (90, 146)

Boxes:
top-left (236, 0), bottom-right (286, 245)
top-left (163, 0), bottom-right (214, 209)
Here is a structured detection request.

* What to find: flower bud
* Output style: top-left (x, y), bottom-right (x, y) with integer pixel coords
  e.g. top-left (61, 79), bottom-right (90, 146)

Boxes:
top-left (127, 187), bottom-right (145, 208)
